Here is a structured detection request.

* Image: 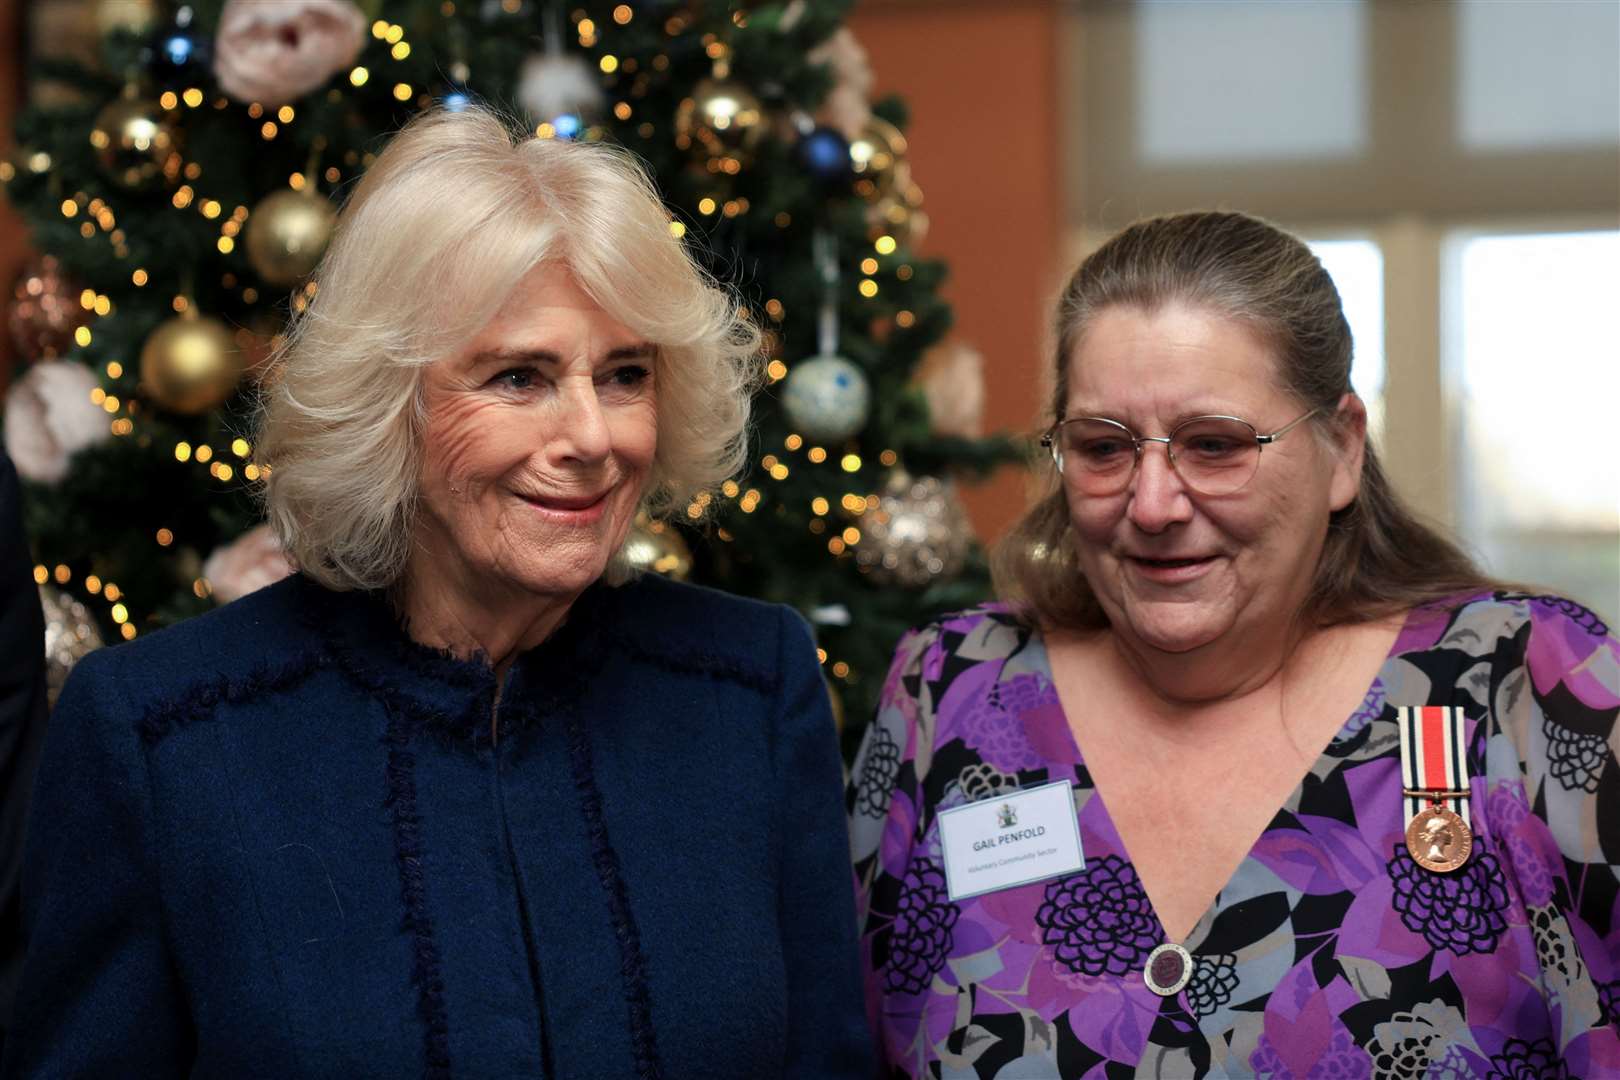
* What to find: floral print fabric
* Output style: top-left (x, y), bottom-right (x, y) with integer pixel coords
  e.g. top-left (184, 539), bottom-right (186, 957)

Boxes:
top-left (848, 593), bottom-right (1620, 1078)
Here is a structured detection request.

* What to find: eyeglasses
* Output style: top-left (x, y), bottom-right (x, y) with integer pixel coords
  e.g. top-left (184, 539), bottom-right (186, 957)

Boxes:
top-left (1040, 407), bottom-right (1322, 496)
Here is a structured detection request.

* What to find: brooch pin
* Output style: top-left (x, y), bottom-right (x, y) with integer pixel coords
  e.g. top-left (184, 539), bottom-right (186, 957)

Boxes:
top-left (1143, 942), bottom-right (1193, 997)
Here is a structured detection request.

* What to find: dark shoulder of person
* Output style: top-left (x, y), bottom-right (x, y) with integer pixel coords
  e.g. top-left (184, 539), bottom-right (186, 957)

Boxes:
top-left (0, 447), bottom-right (48, 1050)
top-left (601, 571), bottom-right (807, 683)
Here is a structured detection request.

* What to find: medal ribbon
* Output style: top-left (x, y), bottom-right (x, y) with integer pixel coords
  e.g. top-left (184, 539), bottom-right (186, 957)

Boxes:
top-left (1398, 706), bottom-right (1470, 827)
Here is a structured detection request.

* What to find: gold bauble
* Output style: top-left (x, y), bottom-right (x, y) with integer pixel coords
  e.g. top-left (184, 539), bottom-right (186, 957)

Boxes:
top-left (9, 255), bottom-right (87, 359)
top-left (98, 0), bottom-right (159, 35)
top-left (140, 313), bottom-right (243, 414)
top-left (675, 78), bottom-right (766, 169)
top-left (854, 472), bottom-right (972, 588)
top-left (6, 145), bottom-right (54, 179)
top-left (849, 116), bottom-right (907, 202)
top-left (620, 517), bottom-right (694, 580)
top-left (867, 177), bottom-right (928, 249)
top-left (826, 678), bottom-right (845, 734)
top-left (90, 91), bottom-right (180, 190)
top-left (40, 585), bottom-right (103, 706)
top-left (245, 188), bottom-right (337, 288)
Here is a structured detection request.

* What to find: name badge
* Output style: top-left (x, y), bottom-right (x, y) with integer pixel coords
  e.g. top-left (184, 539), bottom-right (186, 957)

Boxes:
top-left (937, 779), bottom-right (1085, 901)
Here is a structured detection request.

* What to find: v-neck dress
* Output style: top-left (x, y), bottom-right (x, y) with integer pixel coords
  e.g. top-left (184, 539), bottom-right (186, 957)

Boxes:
top-left (848, 592), bottom-right (1620, 1079)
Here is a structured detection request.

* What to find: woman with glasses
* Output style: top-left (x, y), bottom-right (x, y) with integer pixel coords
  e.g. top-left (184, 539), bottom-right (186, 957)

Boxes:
top-left (849, 211), bottom-right (1619, 1078)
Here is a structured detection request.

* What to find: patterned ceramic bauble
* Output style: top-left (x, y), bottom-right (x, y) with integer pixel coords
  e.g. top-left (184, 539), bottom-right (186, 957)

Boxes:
top-left (213, 0), bottom-right (368, 106)
top-left (849, 116), bottom-right (906, 202)
top-left (140, 312), bottom-right (243, 414)
top-left (675, 77), bottom-right (766, 170)
top-left (3, 360), bottom-right (112, 484)
top-left (516, 51), bottom-right (605, 137)
top-left (806, 27), bottom-right (873, 142)
top-left (89, 90), bottom-right (180, 189)
top-left (855, 472), bottom-right (972, 588)
top-left (8, 255), bottom-right (87, 360)
top-left (203, 524), bottom-right (295, 604)
top-left (912, 339), bottom-right (985, 438)
top-left (245, 187), bottom-right (336, 287)
top-left (781, 355), bottom-right (869, 443)
top-left (40, 585), bottom-right (104, 705)
top-left (620, 517), bottom-right (694, 581)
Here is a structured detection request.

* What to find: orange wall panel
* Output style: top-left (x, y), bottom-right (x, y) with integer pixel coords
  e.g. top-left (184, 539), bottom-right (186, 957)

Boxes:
top-left (848, 0), bottom-right (1062, 546)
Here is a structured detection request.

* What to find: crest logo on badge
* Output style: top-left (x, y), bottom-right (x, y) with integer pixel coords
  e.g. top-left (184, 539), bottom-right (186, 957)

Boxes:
top-left (997, 803), bottom-right (1017, 829)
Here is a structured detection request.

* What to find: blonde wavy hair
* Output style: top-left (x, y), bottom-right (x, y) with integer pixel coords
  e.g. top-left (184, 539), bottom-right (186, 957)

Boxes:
top-left (255, 106), bottom-right (760, 591)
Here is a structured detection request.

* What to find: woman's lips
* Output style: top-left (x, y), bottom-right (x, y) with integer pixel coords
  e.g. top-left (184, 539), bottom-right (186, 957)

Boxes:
top-left (521, 490), bottom-right (610, 523)
top-left (1125, 554), bottom-right (1219, 583)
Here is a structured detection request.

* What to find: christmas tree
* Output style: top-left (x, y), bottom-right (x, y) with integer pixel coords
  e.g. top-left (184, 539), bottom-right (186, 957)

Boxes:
top-left (2, 0), bottom-right (1018, 745)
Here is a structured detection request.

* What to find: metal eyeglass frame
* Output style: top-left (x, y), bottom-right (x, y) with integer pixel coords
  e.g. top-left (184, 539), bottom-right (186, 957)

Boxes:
top-left (1039, 406), bottom-right (1323, 494)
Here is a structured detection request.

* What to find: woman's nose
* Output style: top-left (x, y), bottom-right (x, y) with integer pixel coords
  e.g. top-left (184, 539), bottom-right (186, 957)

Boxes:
top-left (550, 382), bottom-right (613, 465)
top-left (1125, 443), bottom-right (1194, 532)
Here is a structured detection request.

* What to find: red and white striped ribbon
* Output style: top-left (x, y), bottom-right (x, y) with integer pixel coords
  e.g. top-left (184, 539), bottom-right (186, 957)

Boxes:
top-left (1398, 705), bottom-right (1470, 827)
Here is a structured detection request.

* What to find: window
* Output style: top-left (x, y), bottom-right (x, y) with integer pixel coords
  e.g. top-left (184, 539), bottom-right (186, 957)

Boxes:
top-left (1446, 229), bottom-right (1620, 623)
top-left (1135, 0), bottom-right (1366, 164)
top-left (1308, 238), bottom-right (1385, 438)
top-left (1458, 1), bottom-right (1620, 151)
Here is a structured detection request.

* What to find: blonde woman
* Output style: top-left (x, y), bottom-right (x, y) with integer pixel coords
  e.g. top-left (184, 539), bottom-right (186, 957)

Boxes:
top-left (5, 109), bottom-right (871, 1078)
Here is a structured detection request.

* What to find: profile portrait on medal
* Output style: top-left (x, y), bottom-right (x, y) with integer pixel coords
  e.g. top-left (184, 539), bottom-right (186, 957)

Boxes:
top-left (847, 211), bottom-right (1620, 1076)
top-left (1417, 813), bottom-right (1463, 868)
top-left (4, 107), bottom-right (871, 1077)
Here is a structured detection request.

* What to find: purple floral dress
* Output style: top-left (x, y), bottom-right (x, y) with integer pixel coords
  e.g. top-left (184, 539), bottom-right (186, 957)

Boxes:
top-left (848, 593), bottom-right (1620, 1078)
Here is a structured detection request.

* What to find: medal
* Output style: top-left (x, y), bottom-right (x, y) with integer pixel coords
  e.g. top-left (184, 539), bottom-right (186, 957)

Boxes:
top-left (1404, 803), bottom-right (1472, 872)
top-left (1397, 706), bottom-right (1473, 873)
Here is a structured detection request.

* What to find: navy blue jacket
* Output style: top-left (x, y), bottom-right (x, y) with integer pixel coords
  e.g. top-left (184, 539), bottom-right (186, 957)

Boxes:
top-left (2, 573), bottom-right (871, 1078)
top-left (0, 450), bottom-right (48, 1049)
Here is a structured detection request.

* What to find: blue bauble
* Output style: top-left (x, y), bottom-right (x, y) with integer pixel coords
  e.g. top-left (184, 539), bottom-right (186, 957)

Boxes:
top-left (149, 17), bottom-right (210, 82)
top-left (159, 32), bottom-right (195, 66)
top-left (550, 113), bottom-right (583, 140)
top-left (782, 355), bottom-right (870, 442)
top-left (799, 127), bottom-right (853, 185)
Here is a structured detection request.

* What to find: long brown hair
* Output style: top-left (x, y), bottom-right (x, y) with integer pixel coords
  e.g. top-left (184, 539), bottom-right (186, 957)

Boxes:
top-left (993, 210), bottom-right (1500, 631)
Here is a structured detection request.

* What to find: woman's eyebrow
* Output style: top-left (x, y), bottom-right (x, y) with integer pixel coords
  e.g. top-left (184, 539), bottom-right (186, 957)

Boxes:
top-left (467, 347), bottom-right (561, 368)
top-left (1063, 402), bottom-right (1243, 424)
top-left (469, 344), bottom-right (655, 367)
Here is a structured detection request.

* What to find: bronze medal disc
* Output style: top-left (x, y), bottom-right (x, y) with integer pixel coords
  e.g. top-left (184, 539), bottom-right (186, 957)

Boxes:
top-left (1406, 805), bottom-right (1472, 873)
top-left (1143, 942), bottom-right (1193, 997)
